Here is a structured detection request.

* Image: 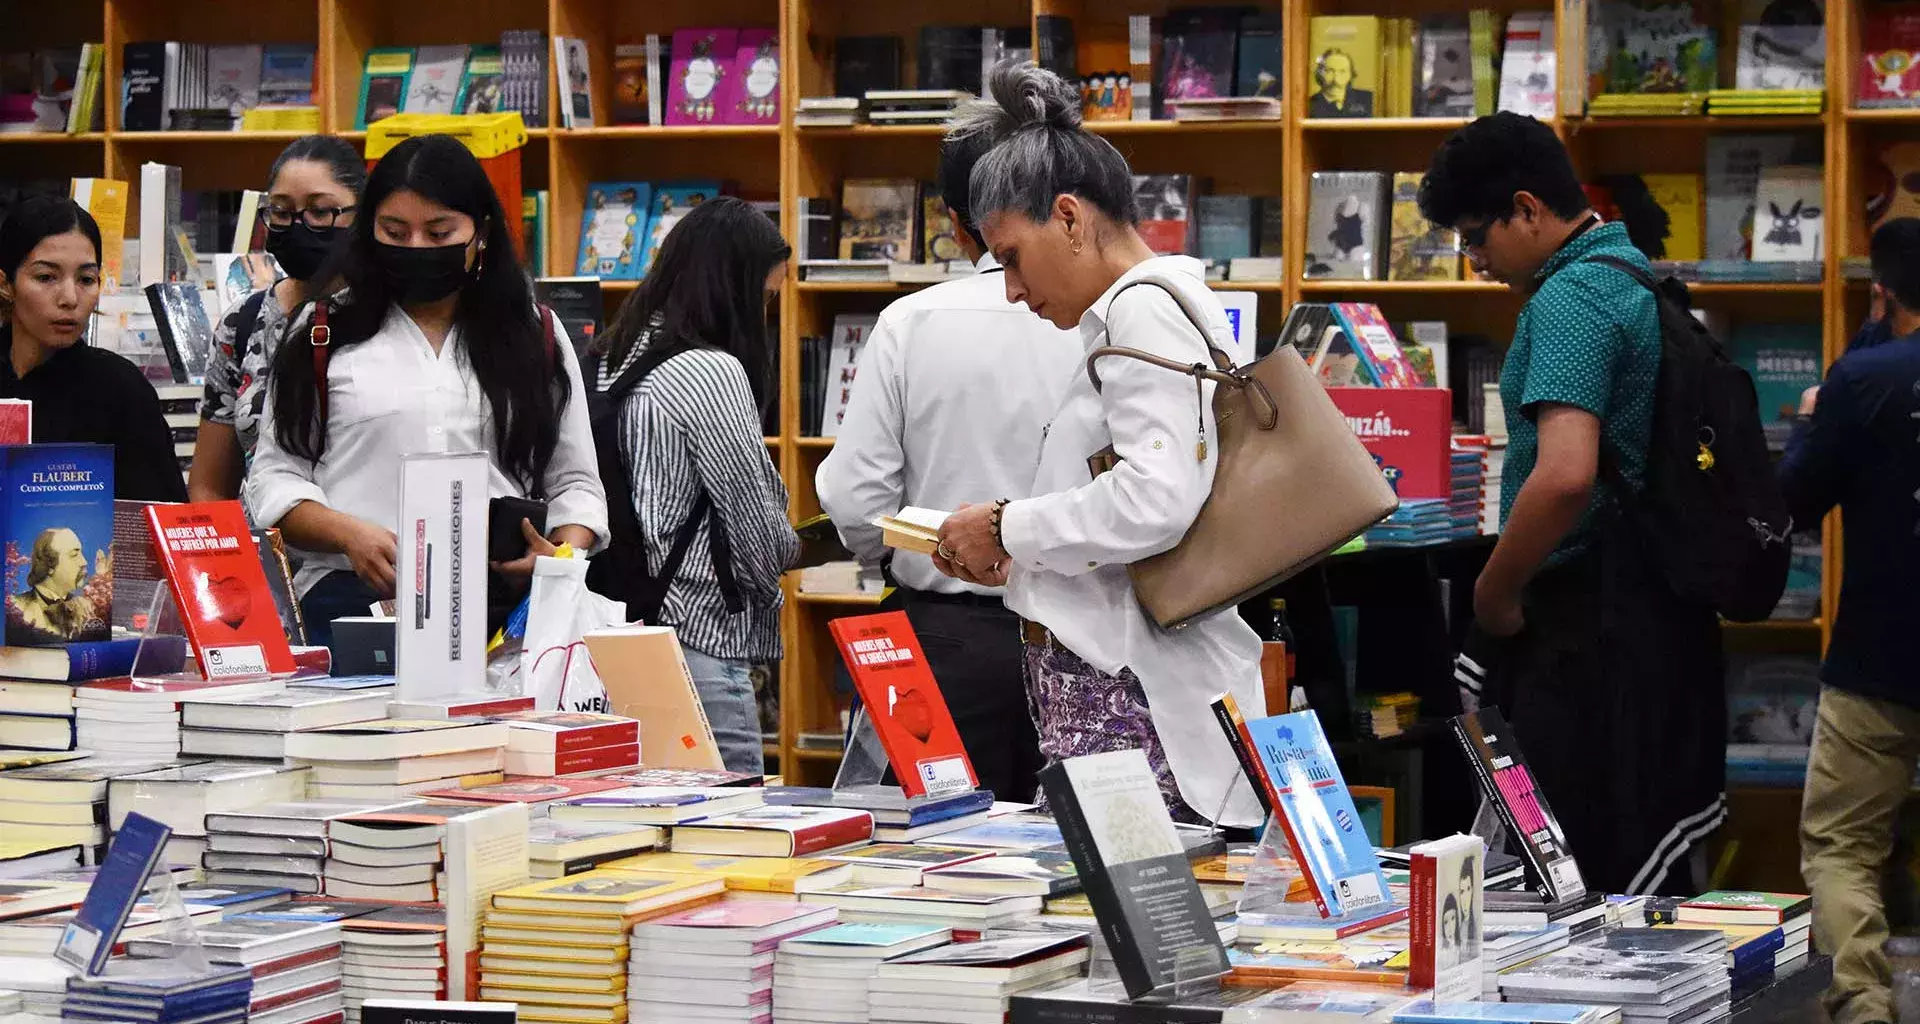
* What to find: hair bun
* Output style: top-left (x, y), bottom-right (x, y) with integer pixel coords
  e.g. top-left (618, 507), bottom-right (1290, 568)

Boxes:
top-left (986, 61), bottom-right (1082, 132)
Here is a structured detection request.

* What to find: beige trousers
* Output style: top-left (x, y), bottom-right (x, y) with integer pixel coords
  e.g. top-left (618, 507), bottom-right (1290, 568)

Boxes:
top-left (1801, 685), bottom-right (1920, 1024)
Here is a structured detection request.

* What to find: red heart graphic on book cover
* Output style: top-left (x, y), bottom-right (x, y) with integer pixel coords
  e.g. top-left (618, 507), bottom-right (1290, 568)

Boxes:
top-left (204, 575), bottom-right (252, 630)
top-left (892, 688), bottom-right (934, 743)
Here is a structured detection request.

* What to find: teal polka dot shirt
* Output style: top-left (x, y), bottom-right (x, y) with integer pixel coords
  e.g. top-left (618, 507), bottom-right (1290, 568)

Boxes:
top-left (1500, 220), bottom-right (1661, 561)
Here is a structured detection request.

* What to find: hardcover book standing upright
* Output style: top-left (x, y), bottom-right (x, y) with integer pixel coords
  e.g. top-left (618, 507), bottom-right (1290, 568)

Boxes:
top-left (574, 182), bottom-right (651, 280)
top-left (1450, 708), bottom-right (1587, 904)
top-left (55, 810), bottom-right (170, 974)
top-left (666, 28), bottom-right (738, 126)
top-left (1040, 749), bottom-right (1227, 999)
top-left (1409, 833), bottom-right (1485, 1002)
top-left (144, 501), bottom-right (295, 678)
top-left (3, 444), bottom-right (113, 648)
top-left (1241, 710), bottom-right (1394, 919)
top-left (728, 29), bottom-right (781, 126)
top-left (395, 453), bottom-right (489, 701)
top-left (828, 611), bottom-right (978, 800)
top-left (638, 183), bottom-right (723, 278)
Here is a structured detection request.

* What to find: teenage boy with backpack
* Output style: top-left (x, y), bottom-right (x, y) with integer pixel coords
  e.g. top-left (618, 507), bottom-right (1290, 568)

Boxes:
top-left (1788, 218), bottom-right (1920, 1024)
top-left (1419, 113), bottom-right (1748, 896)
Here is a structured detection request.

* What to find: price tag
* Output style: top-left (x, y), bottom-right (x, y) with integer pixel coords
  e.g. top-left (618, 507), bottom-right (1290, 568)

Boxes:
top-left (202, 644), bottom-right (268, 679)
top-left (1331, 871), bottom-right (1388, 912)
top-left (916, 755), bottom-right (974, 799)
top-left (1548, 857), bottom-right (1587, 900)
top-left (54, 921), bottom-right (100, 971)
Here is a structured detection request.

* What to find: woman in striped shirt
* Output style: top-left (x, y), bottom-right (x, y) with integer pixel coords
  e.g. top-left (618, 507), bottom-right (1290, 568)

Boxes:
top-left (591, 197), bottom-right (797, 774)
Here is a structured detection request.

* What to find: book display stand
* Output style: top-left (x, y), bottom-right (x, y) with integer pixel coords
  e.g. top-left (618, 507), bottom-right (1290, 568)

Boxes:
top-left (1081, 934), bottom-right (1230, 1001)
top-left (829, 706), bottom-right (889, 793)
top-left (129, 583), bottom-right (296, 685)
top-left (140, 868), bottom-right (216, 973)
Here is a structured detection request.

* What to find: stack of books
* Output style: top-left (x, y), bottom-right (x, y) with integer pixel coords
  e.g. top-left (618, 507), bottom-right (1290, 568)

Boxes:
top-left (127, 918), bottom-right (344, 1024)
top-left (0, 753), bottom-right (189, 859)
top-left (65, 960), bottom-right (255, 1024)
top-left (1706, 89), bottom-right (1824, 115)
top-left (827, 786), bottom-right (993, 844)
top-left (795, 96), bottom-right (862, 127)
top-left (525, 818), bottom-right (664, 879)
top-left (179, 687), bottom-right (393, 761)
top-left (549, 785), bottom-right (767, 830)
top-left (1670, 891), bottom-right (1813, 997)
top-left (1480, 922), bottom-right (1573, 998)
top-left (337, 905), bottom-right (449, 1020)
top-left (203, 801), bottom-right (405, 896)
top-left (823, 844), bottom-right (992, 887)
top-left (601, 851), bottom-right (852, 899)
top-left (650, 804), bottom-right (873, 858)
top-left (1587, 92), bottom-right (1706, 116)
top-left (0, 955), bottom-right (73, 1018)
top-left (480, 871), bottom-right (726, 1019)
top-left (627, 901), bottom-right (838, 1022)
top-left (806, 883), bottom-right (1044, 933)
top-left (494, 710), bottom-right (641, 778)
top-left (1487, 891), bottom-right (1611, 938)
top-left (74, 676), bottom-right (285, 760)
top-left (107, 761), bottom-right (310, 868)
top-left (1359, 692), bottom-right (1421, 739)
top-left (1497, 941), bottom-right (1730, 1021)
top-left (863, 89), bottom-right (967, 125)
top-left (866, 932), bottom-right (1091, 1023)
top-left (286, 718), bottom-right (509, 803)
top-left (773, 922), bottom-right (951, 1021)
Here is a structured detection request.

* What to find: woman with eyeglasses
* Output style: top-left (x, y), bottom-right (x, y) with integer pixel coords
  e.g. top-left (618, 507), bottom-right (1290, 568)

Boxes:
top-left (247, 135), bottom-right (606, 645)
top-left (0, 196), bottom-right (183, 500)
top-left (189, 135), bottom-right (365, 503)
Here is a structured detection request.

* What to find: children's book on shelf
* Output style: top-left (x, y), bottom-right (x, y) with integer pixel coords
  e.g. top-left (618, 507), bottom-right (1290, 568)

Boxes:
top-left (922, 187), bottom-right (966, 264)
top-left (1238, 710), bottom-right (1395, 919)
top-left (1387, 172), bottom-right (1460, 282)
top-left (1750, 165), bottom-right (1824, 262)
top-left (1601, 173), bottom-right (1703, 262)
top-left (1592, 0), bottom-right (1717, 94)
top-left (1495, 12), bottom-right (1556, 118)
top-left (1706, 135), bottom-right (1805, 259)
top-left (356, 48), bottom-right (413, 129)
top-left (1728, 324), bottom-right (1821, 451)
top-left (1328, 387), bottom-right (1454, 500)
top-left (666, 28), bottom-right (736, 126)
top-left (638, 183), bottom-right (722, 278)
top-left (1869, 140), bottom-right (1920, 232)
top-left (611, 41), bottom-right (652, 125)
top-left (405, 45), bottom-right (468, 114)
top-left (1408, 834), bottom-right (1485, 1002)
top-left (1041, 748), bottom-right (1227, 998)
top-left (1331, 304), bottom-right (1422, 389)
top-left (554, 36), bottom-right (594, 129)
top-left (838, 179), bottom-right (920, 262)
top-left (1305, 172), bottom-right (1389, 281)
top-left (573, 182), bottom-right (650, 280)
top-left (456, 47), bottom-right (504, 114)
top-left (729, 29), bottom-right (781, 125)
top-left (1307, 16), bottom-right (1381, 117)
top-left (1860, 4), bottom-right (1920, 107)
top-left (1132, 175), bottom-right (1197, 256)
top-left (258, 44), bottom-right (316, 107)
top-left (1157, 9), bottom-right (1237, 118)
top-left (1451, 708), bottom-right (1587, 904)
top-left (1734, 2), bottom-right (1824, 91)
top-left (2, 444), bottom-right (113, 648)
top-left (827, 611), bottom-right (979, 799)
top-left (1079, 31), bottom-right (1134, 121)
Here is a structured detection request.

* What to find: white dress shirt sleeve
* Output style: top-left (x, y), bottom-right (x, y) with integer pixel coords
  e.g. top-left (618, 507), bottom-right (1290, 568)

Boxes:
top-left (540, 322), bottom-right (611, 552)
top-left (1000, 287), bottom-right (1218, 575)
top-left (814, 314), bottom-right (905, 564)
top-left (244, 379), bottom-right (329, 529)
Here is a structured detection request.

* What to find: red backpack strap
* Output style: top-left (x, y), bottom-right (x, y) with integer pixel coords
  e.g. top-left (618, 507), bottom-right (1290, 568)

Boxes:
top-left (538, 304), bottom-right (557, 366)
top-left (309, 301), bottom-right (332, 426)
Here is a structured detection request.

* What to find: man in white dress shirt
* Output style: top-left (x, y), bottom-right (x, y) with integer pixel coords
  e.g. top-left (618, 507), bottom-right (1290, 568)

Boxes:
top-left (815, 129), bottom-right (1083, 802)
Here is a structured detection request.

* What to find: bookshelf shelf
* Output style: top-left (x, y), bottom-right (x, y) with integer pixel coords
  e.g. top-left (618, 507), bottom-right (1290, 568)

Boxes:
top-left (795, 280), bottom-right (917, 293)
top-left (0, 132), bottom-right (106, 143)
top-left (1565, 115), bottom-right (1829, 131)
top-left (1844, 107), bottom-right (1920, 122)
top-left (1300, 117), bottom-right (1472, 132)
top-left (1088, 119), bottom-right (1285, 136)
top-left (1297, 279), bottom-right (1507, 294)
top-left (562, 125), bottom-right (780, 139)
top-left (798, 124), bottom-right (947, 138)
top-left (110, 130), bottom-right (314, 142)
top-left (1687, 282), bottom-right (1826, 296)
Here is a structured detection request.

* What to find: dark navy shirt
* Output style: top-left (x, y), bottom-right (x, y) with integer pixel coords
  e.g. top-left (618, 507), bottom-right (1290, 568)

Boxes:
top-left (1779, 331), bottom-right (1920, 706)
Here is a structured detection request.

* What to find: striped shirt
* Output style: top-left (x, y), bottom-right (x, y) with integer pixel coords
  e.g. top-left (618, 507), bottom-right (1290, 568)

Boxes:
top-left (597, 328), bottom-right (797, 661)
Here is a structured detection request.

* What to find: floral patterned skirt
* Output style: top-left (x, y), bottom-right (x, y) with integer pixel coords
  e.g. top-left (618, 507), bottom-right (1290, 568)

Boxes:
top-left (1021, 635), bottom-right (1204, 826)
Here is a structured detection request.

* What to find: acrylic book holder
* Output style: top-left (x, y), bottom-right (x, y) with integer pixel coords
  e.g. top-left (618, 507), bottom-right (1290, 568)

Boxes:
top-left (1209, 772), bottom-right (1403, 928)
top-left (128, 584), bottom-right (302, 685)
top-left (830, 705), bottom-right (984, 804)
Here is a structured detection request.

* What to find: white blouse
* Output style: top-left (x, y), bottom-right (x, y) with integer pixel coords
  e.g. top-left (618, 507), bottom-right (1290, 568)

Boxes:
top-left (246, 304), bottom-right (609, 595)
top-left (999, 255), bottom-right (1268, 828)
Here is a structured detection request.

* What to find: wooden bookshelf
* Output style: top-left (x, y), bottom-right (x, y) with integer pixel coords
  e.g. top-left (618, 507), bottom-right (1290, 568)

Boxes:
top-left (6, 0), bottom-right (1865, 788)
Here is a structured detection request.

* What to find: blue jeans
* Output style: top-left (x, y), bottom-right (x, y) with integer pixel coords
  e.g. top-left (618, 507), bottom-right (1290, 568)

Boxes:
top-left (681, 649), bottom-right (766, 775)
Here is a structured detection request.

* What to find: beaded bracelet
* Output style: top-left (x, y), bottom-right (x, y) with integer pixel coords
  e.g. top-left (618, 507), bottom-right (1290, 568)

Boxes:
top-left (989, 498), bottom-right (1011, 555)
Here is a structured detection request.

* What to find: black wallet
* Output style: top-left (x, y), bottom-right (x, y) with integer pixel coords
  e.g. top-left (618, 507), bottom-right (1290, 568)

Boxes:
top-left (489, 496), bottom-right (550, 563)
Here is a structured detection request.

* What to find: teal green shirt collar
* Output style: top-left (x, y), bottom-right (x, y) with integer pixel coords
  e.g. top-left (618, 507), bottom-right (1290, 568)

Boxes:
top-left (1533, 218), bottom-right (1625, 284)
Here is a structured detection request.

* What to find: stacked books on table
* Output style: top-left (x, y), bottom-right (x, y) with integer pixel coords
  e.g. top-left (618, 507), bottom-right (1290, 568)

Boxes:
top-left (0, 954), bottom-right (74, 1017)
top-left (179, 687), bottom-right (393, 762)
top-left (107, 761), bottom-right (310, 868)
top-left (1668, 891), bottom-right (1813, 998)
top-left (525, 817), bottom-right (664, 879)
top-left (1480, 922), bottom-right (1574, 997)
top-left (479, 869), bottom-right (725, 1020)
top-left (64, 960), bottom-right (255, 1024)
top-left (0, 753), bottom-right (190, 862)
top-left (628, 901), bottom-right (837, 1022)
top-left (772, 922), bottom-right (951, 1022)
top-left (75, 676), bottom-right (284, 761)
top-left (1706, 89), bottom-right (1824, 115)
top-left (205, 801), bottom-right (420, 897)
top-left (337, 905), bottom-right (448, 1022)
top-left (1497, 940), bottom-right (1729, 1023)
top-left (493, 710), bottom-right (641, 778)
top-left (866, 931), bottom-right (1091, 1024)
top-left (825, 786), bottom-right (994, 844)
top-left (1394, 1004), bottom-right (1624, 1023)
top-left (126, 917), bottom-right (344, 1024)
top-left (1587, 92), bottom-right (1706, 117)
top-left (286, 718), bottom-right (509, 802)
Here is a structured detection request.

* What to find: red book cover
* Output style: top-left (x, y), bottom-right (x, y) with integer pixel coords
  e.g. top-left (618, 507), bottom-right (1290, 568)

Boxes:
top-left (828, 611), bottom-right (978, 799)
top-left (692, 806), bottom-right (876, 857)
top-left (251, 979), bottom-right (340, 1014)
top-left (246, 943), bottom-right (343, 979)
top-left (531, 743), bottom-right (642, 777)
top-left (0, 400), bottom-right (31, 444)
top-left (1861, 9), bottom-right (1920, 106)
top-left (1328, 387), bottom-right (1454, 500)
top-left (1408, 850), bottom-right (1437, 990)
top-left (494, 710), bottom-right (641, 753)
top-left (391, 695), bottom-right (536, 718)
top-left (144, 501), bottom-right (295, 677)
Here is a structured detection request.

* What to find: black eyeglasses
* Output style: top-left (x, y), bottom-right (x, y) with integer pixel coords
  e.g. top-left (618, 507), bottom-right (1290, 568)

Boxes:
top-left (1457, 219), bottom-right (1499, 251)
top-left (262, 203), bottom-right (357, 230)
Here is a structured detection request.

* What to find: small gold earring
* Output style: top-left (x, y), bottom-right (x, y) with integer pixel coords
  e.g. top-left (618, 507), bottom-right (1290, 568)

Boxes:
top-left (1070, 238), bottom-right (1083, 255)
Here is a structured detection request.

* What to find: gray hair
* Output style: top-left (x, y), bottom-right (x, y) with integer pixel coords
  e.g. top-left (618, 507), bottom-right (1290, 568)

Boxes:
top-left (946, 61), bottom-right (1138, 230)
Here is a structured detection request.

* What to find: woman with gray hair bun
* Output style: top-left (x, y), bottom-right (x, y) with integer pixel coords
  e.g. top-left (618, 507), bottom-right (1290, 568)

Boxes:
top-left (933, 62), bottom-right (1266, 828)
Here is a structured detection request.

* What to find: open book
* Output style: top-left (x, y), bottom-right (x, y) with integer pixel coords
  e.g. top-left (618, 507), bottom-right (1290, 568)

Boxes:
top-left (871, 507), bottom-right (950, 554)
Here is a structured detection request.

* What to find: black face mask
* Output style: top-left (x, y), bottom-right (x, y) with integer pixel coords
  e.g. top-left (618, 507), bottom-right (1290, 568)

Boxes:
top-left (373, 240), bottom-right (473, 304)
top-left (264, 222), bottom-right (340, 282)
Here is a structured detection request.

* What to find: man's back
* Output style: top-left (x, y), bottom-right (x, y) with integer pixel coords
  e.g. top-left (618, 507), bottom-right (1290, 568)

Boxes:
top-left (816, 257), bottom-right (1084, 592)
top-left (1781, 334), bottom-right (1920, 703)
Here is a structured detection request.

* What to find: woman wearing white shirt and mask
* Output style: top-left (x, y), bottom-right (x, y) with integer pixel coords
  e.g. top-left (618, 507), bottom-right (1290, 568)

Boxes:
top-left (247, 135), bottom-right (607, 644)
top-left (934, 64), bottom-right (1265, 828)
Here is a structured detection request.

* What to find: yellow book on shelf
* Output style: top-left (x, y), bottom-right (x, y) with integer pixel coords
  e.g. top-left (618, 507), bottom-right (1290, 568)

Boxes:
top-left (1307, 16), bottom-right (1382, 118)
top-left (490, 869), bottom-right (724, 917)
top-left (1397, 18), bottom-right (1418, 118)
top-left (242, 106), bottom-right (321, 132)
top-left (600, 851), bottom-right (852, 893)
top-left (68, 178), bottom-right (126, 290)
top-left (1642, 173), bottom-right (1704, 261)
top-left (1387, 171), bottom-right (1461, 281)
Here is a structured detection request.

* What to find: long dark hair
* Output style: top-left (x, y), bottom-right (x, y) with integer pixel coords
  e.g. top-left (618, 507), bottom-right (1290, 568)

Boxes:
top-left (0, 196), bottom-right (103, 341)
top-left (595, 196), bottom-right (789, 410)
top-left (268, 134), bottom-right (566, 488)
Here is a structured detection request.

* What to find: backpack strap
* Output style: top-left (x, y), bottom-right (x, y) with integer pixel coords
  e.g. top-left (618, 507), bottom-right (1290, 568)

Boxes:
top-left (308, 299), bottom-right (332, 427)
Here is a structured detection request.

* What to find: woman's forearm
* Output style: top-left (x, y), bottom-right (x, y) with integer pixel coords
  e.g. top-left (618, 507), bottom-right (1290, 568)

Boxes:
top-left (550, 524), bottom-right (596, 551)
top-left (277, 500), bottom-right (365, 555)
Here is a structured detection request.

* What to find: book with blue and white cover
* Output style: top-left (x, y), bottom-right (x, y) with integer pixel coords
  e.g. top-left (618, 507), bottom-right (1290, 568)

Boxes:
top-left (1243, 710), bottom-right (1393, 918)
top-left (54, 810), bottom-right (170, 974)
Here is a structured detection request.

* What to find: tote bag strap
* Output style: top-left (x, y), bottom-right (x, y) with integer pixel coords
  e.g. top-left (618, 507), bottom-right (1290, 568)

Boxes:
top-left (1085, 279), bottom-right (1277, 431)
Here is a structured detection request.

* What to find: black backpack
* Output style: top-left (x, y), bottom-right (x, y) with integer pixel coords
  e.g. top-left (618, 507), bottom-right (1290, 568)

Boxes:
top-left (583, 345), bottom-right (743, 623)
top-left (1583, 255), bottom-right (1793, 622)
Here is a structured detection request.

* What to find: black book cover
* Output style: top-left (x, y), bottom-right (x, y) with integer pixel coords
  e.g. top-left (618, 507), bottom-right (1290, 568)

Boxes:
top-left (918, 26), bottom-right (984, 92)
top-left (121, 42), bottom-right (168, 131)
top-left (533, 277), bottom-right (602, 361)
top-left (1234, 11), bottom-right (1284, 98)
top-left (143, 282), bottom-right (214, 384)
top-left (1035, 15), bottom-right (1077, 80)
top-left (834, 36), bottom-right (903, 97)
top-left (1157, 9), bottom-right (1239, 118)
top-left (361, 1001), bottom-right (516, 1024)
top-left (1039, 749), bottom-right (1227, 1000)
top-left (1449, 709), bottom-right (1588, 904)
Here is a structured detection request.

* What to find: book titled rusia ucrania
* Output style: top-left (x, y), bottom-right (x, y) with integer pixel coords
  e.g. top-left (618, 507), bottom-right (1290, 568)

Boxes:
top-left (1242, 709), bottom-right (1395, 919)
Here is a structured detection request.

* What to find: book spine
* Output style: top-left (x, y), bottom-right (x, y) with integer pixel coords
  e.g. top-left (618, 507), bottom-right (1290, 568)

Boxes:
top-left (511, 742), bottom-right (640, 777)
top-left (1408, 850), bottom-right (1435, 989)
top-left (67, 638), bottom-right (143, 681)
top-left (1038, 761), bottom-right (1155, 998)
top-left (790, 813), bottom-right (874, 857)
top-left (549, 721), bottom-right (641, 754)
top-left (1128, 16), bottom-right (1154, 121)
top-left (1206, 696), bottom-right (1274, 817)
